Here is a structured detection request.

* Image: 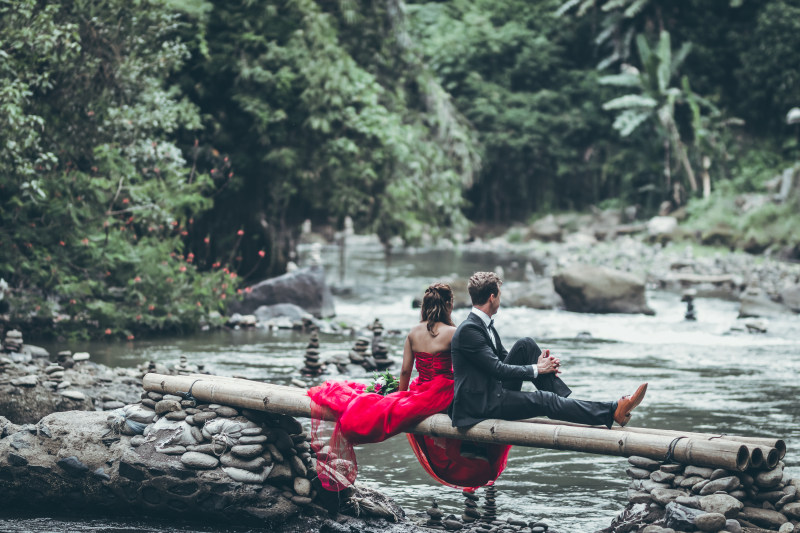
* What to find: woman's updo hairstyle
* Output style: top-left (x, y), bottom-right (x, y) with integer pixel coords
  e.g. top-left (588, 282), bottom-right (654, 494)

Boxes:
top-left (421, 282), bottom-right (454, 336)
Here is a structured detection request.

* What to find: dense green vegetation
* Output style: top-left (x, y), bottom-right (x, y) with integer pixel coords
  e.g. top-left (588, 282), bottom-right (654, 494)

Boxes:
top-left (2, 0), bottom-right (798, 337)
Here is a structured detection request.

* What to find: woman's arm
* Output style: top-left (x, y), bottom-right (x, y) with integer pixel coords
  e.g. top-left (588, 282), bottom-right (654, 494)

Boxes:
top-left (399, 334), bottom-right (414, 391)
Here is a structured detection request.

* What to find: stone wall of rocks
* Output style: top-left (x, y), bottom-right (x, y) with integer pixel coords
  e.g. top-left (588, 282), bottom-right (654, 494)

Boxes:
top-left (602, 456), bottom-right (800, 533)
top-left (0, 389), bottom-right (407, 528)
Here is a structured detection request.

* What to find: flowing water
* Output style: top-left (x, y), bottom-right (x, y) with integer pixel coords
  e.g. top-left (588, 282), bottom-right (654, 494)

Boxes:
top-left (3, 240), bottom-right (800, 532)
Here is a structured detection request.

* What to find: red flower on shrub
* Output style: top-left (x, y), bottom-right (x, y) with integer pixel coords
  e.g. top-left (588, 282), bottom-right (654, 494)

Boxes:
top-left (104, 328), bottom-right (112, 335)
top-left (179, 266), bottom-right (187, 272)
top-left (258, 250), bottom-right (265, 257)
top-left (237, 230), bottom-right (244, 236)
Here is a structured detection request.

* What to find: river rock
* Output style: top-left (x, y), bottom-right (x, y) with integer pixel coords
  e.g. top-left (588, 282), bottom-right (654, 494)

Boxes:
top-left (755, 464), bottom-right (784, 488)
top-left (552, 264), bottom-right (655, 315)
top-left (289, 455), bottom-right (307, 477)
top-left (652, 489), bottom-right (686, 506)
top-left (628, 467), bottom-right (652, 479)
top-left (664, 501), bottom-right (705, 531)
top-left (229, 265), bottom-right (335, 318)
top-left (294, 477), bottom-right (312, 497)
top-left (680, 476), bottom-right (704, 488)
top-left (222, 466), bottom-right (269, 484)
top-left (180, 451), bottom-right (219, 469)
top-left (699, 476), bottom-right (740, 495)
top-left (651, 471), bottom-right (675, 484)
top-left (700, 494), bottom-right (744, 518)
top-left (739, 506), bottom-right (788, 529)
top-left (725, 518), bottom-right (743, 533)
top-left (739, 287), bottom-right (791, 318)
top-left (267, 462), bottom-right (293, 484)
top-left (695, 512), bottom-right (727, 532)
top-left (629, 456), bottom-right (661, 470)
top-left (154, 400), bottom-right (182, 415)
top-left (783, 502), bottom-right (800, 519)
top-left (685, 466), bottom-right (714, 478)
top-left (213, 406), bottom-right (239, 418)
top-left (220, 454), bottom-right (266, 472)
top-left (778, 523), bottom-right (796, 533)
top-left (675, 495), bottom-right (701, 509)
top-left (60, 390), bottom-right (86, 401)
top-left (266, 443), bottom-right (284, 463)
top-left (11, 375), bottom-right (38, 387)
top-left (231, 444), bottom-right (263, 459)
top-left (194, 411), bottom-right (218, 424)
top-left (238, 435), bottom-right (267, 445)
top-left (56, 456), bottom-right (89, 477)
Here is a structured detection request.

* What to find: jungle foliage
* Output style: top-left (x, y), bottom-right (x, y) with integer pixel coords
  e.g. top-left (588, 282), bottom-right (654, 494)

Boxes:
top-left (1, 0), bottom-right (798, 336)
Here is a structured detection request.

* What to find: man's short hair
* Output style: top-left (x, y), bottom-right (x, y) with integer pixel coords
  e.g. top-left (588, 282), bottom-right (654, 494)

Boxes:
top-left (468, 271), bottom-right (502, 306)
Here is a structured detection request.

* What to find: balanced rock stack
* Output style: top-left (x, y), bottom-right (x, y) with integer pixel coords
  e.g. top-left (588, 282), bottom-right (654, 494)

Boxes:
top-left (173, 355), bottom-right (198, 375)
top-left (3, 329), bottom-right (23, 354)
top-left (426, 499), bottom-right (445, 529)
top-left (349, 336), bottom-right (378, 370)
top-left (42, 363), bottom-right (68, 391)
top-left (617, 455), bottom-right (800, 532)
top-left (301, 330), bottom-right (324, 376)
top-left (482, 484), bottom-right (498, 523)
top-left (462, 489), bottom-right (481, 523)
top-left (370, 319), bottom-right (392, 371)
top-left (123, 390), bottom-right (319, 509)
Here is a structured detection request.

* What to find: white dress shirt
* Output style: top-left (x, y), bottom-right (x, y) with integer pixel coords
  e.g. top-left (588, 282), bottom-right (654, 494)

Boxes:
top-left (471, 308), bottom-right (538, 378)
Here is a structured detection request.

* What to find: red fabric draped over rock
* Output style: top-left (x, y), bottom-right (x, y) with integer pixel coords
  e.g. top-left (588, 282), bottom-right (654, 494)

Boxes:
top-left (308, 351), bottom-right (510, 491)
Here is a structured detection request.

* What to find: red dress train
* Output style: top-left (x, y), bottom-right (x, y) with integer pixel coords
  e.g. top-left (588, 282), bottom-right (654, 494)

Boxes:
top-left (307, 351), bottom-right (511, 491)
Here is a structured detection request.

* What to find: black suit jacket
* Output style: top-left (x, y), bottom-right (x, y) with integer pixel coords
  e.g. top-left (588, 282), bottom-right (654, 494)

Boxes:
top-left (449, 312), bottom-right (535, 427)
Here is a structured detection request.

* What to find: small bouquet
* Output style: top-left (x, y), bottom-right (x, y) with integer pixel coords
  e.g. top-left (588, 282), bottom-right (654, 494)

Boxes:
top-left (366, 370), bottom-right (399, 396)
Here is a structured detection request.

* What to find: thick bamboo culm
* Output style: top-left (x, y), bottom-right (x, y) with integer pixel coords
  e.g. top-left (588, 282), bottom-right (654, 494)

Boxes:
top-left (142, 373), bottom-right (753, 471)
top-left (519, 417), bottom-right (784, 468)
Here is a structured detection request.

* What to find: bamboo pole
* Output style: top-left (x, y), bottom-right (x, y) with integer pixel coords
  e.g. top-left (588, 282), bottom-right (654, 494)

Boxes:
top-left (142, 373), bottom-right (751, 471)
top-left (518, 417), bottom-right (785, 465)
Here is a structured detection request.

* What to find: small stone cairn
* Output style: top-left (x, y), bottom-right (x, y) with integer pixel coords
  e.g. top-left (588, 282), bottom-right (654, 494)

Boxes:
top-left (482, 484), bottom-right (498, 523)
top-left (682, 289), bottom-right (697, 321)
top-left (370, 318), bottom-right (392, 371)
top-left (348, 336), bottom-right (374, 369)
top-left (462, 489), bottom-right (481, 523)
top-left (427, 499), bottom-right (445, 529)
top-left (615, 455), bottom-right (800, 532)
top-left (3, 329), bottom-right (23, 354)
top-left (301, 329), bottom-right (324, 377)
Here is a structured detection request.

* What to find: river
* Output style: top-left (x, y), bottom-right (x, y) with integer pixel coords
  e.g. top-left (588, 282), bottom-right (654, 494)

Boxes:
top-left (3, 239), bottom-right (799, 532)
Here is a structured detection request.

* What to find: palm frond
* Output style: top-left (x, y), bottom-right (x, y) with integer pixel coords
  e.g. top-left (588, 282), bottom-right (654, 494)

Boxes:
top-left (598, 73), bottom-right (641, 87)
top-left (612, 109), bottom-right (652, 136)
top-left (555, 0), bottom-right (584, 17)
top-left (623, 0), bottom-right (650, 18)
top-left (603, 94), bottom-right (658, 110)
top-left (602, 0), bottom-right (630, 12)
top-left (656, 31), bottom-right (672, 93)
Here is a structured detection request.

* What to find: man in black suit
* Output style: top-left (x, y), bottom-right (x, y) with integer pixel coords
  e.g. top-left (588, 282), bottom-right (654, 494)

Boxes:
top-left (451, 271), bottom-right (646, 429)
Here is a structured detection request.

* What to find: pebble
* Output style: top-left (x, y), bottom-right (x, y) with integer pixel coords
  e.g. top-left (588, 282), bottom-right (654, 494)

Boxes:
top-left (193, 411), bottom-right (218, 423)
top-left (699, 494), bottom-right (743, 518)
top-left (755, 464), bottom-right (784, 489)
top-left (684, 466), bottom-right (714, 478)
top-left (180, 451), bottom-right (219, 469)
top-left (627, 467), bottom-right (651, 479)
top-left (231, 444), bottom-right (263, 459)
top-left (72, 352), bottom-right (90, 361)
top-left (103, 401), bottom-right (125, 410)
top-left (165, 411), bottom-right (187, 421)
top-left (56, 456), bottom-right (89, 477)
top-left (214, 406), bottom-right (239, 417)
top-left (294, 477), bottom-right (312, 496)
top-left (695, 512), bottom-right (727, 531)
top-left (699, 476), bottom-right (739, 495)
top-left (60, 390), bottom-right (86, 401)
top-left (155, 400), bottom-right (182, 415)
top-left (778, 523), bottom-right (795, 533)
top-left (222, 466), bottom-right (269, 484)
top-left (130, 435), bottom-right (146, 447)
top-left (11, 375), bottom-right (38, 387)
top-left (241, 427), bottom-right (263, 436)
top-left (157, 445), bottom-right (187, 455)
top-left (629, 456), bottom-right (661, 471)
top-left (266, 443), bottom-right (284, 463)
top-left (238, 435), bottom-right (267, 445)
top-left (220, 454), bottom-right (267, 472)
top-left (187, 443), bottom-right (216, 454)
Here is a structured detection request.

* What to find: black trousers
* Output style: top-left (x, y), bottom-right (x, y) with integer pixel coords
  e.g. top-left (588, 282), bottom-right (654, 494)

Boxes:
top-left (498, 338), bottom-right (616, 428)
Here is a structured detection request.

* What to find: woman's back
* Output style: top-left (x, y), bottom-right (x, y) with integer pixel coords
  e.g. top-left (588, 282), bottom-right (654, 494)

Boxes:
top-left (406, 321), bottom-right (456, 383)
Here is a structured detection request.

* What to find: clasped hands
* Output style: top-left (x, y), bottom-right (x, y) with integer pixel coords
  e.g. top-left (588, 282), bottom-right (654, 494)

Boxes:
top-left (536, 349), bottom-right (562, 375)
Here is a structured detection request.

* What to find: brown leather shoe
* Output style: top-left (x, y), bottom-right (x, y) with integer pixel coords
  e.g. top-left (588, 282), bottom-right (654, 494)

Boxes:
top-left (614, 383), bottom-right (648, 426)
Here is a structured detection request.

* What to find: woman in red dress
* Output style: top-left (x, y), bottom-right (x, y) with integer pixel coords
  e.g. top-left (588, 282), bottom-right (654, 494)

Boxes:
top-left (308, 283), bottom-right (510, 491)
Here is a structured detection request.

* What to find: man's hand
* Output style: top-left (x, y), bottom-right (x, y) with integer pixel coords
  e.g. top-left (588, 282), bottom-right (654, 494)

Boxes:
top-left (536, 349), bottom-right (562, 375)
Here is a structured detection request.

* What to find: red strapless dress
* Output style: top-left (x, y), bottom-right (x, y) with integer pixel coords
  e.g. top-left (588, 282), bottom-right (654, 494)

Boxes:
top-left (307, 351), bottom-right (510, 491)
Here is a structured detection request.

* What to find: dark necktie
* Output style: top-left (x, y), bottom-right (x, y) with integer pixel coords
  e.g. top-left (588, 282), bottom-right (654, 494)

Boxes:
top-left (487, 319), bottom-right (497, 348)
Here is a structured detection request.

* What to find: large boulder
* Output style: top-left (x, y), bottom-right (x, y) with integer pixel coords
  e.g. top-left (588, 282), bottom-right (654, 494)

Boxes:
top-left (502, 280), bottom-right (563, 310)
top-left (527, 215), bottom-right (563, 242)
top-left (553, 265), bottom-right (655, 315)
top-left (738, 287), bottom-right (791, 318)
top-left (230, 265), bottom-right (335, 318)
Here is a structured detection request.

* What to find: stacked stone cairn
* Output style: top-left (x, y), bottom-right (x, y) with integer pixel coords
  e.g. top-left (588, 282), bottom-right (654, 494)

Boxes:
top-left (463, 489), bottom-right (482, 523)
top-left (3, 329), bottom-right (23, 354)
top-left (125, 391), bottom-right (321, 509)
top-left (173, 355), bottom-right (201, 375)
top-left (370, 318), bottom-right (392, 371)
top-left (615, 455), bottom-right (800, 532)
top-left (482, 484), bottom-right (498, 523)
top-left (427, 499), bottom-right (445, 529)
top-left (348, 336), bottom-right (376, 370)
top-left (301, 329), bottom-right (324, 377)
